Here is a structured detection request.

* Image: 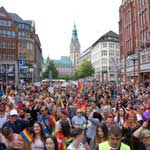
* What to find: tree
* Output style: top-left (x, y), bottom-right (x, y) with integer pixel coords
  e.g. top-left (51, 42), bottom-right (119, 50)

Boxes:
top-left (75, 59), bottom-right (95, 79)
top-left (42, 57), bottom-right (58, 79)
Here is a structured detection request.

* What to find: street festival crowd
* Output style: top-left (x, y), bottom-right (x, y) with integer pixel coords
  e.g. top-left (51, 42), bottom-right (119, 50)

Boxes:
top-left (0, 79), bottom-right (149, 150)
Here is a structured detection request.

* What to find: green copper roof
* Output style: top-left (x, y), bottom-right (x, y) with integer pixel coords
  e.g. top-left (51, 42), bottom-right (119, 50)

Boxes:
top-left (52, 56), bottom-right (73, 67)
top-left (71, 23), bottom-right (78, 42)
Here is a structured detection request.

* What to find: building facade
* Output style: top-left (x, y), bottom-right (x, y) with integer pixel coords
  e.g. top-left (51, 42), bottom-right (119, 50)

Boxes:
top-left (119, 0), bottom-right (150, 84)
top-left (52, 56), bottom-right (74, 77)
top-left (79, 47), bottom-right (91, 66)
top-left (90, 31), bottom-right (120, 82)
top-left (70, 23), bottom-right (80, 68)
top-left (0, 7), bottom-right (43, 83)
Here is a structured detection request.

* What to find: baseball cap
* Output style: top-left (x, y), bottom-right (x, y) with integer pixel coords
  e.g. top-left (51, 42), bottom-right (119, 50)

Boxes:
top-left (10, 109), bottom-right (18, 116)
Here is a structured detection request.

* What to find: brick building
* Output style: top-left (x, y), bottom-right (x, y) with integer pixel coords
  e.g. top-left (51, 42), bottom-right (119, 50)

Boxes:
top-left (119, 0), bottom-right (150, 84)
top-left (0, 7), bottom-right (43, 83)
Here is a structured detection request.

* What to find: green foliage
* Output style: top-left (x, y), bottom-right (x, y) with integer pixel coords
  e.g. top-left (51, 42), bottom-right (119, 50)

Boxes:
top-left (42, 57), bottom-right (58, 79)
top-left (75, 59), bottom-right (95, 79)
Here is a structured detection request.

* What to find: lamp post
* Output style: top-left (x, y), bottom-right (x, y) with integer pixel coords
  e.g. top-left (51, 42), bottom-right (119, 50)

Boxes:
top-left (129, 55), bottom-right (138, 85)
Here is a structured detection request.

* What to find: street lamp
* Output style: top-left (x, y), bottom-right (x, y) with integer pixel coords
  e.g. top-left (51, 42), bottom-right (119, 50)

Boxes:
top-left (129, 55), bottom-right (138, 85)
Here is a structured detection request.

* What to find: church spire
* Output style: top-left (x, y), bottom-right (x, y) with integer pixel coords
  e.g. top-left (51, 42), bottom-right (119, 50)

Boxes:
top-left (70, 22), bottom-right (80, 67)
top-left (71, 22), bottom-right (78, 42)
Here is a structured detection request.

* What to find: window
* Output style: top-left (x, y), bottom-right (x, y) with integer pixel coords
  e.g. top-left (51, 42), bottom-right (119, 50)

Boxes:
top-left (101, 58), bottom-right (107, 64)
top-left (102, 66), bottom-right (107, 71)
top-left (0, 12), bottom-right (6, 17)
top-left (102, 43), bottom-right (107, 48)
top-left (109, 43), bottom-right (114, 48)
top-left (0, 30), bottom-right (16, 37)
top-left (0, 20), bottom-right (11, 27)
top-left (101, 50), bottom-right (107, 56)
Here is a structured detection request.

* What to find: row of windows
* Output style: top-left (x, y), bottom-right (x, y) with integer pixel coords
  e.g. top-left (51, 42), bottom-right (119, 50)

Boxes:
top-left (18, 31), bottom-right (30, 38)
top-left (0, 41), bottom-right (16, 49)
top-left (0, 30), bottom-right (16, 37)
top-left (0, 53), bottom-right (16, 61)
top-left (0, 20), bottom-right (11, 27)
top-left (18, 23), bottom-right (31, 30)
top-left (102, 42), bottom-right (119, 49)
top-left (19, 41), bottom-right (33, 50)
top-left (19, 53), bottom-right (33, 61)
top-left (58, 68), bottom-right (72, 72)
top-left (0, 12), bottom-right (6, 17)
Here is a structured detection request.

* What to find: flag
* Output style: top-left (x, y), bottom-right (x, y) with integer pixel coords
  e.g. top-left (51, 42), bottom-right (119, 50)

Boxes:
top-left (77, 82), bottom-right (83, 94)
top-left (81, 102), bottom-right (87, 112)
top-left (20, 128), bottom-right (32, 143)
top-left (64, 137), bottom-right (74, 147)
top-left (49, 115), bottom-right (56, 127)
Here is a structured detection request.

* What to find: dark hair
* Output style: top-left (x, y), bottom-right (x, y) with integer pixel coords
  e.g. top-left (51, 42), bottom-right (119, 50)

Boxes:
top-left (93, 112), bottom-right (103, 122)
top-left (44, 136), bottom-right (59, 150)
top-left (96, 122), bottom-right (108, 140)
top-left (32, 121), bottom-right (46, 143)
top-left (116, 107), bottom-right (126, 123)
top-left (108, 124), bottom-right (122, 137)
top-left (1, 126), bottom-right (12, 137)
top-left (71, 128), bottom-right (83, 137)
top-left (60, 119), bottom-right (71, 137)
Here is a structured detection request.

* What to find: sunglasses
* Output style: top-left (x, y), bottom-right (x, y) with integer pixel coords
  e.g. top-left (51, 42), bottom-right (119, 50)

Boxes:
top-left (77, 111), bottom-right (81, 113)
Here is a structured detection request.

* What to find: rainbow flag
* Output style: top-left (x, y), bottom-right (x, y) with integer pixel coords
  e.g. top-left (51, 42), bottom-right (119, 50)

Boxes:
top-left (50, 115), bottom-right (56, 127)
top-left (81, 102), bottom-right (87, 112)
top-left (64, 137), bottom-right (74, 147)
top-left (77, 82), bottom-right (83, 94)
top-left (20, 128), bottom-right (33, 143)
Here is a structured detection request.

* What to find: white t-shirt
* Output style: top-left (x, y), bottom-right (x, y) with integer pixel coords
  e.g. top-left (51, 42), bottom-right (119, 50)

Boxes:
top-left (67, 143), bottom-right (85, 150)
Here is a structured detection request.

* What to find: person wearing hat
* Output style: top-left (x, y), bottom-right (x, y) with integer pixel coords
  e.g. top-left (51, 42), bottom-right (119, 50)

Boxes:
top-left (2, 109), bottom-right (30, 134)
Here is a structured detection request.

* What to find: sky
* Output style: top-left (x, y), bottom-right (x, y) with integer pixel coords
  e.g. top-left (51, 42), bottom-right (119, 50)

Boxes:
top-left (1, 0), bottom-right (122, 59)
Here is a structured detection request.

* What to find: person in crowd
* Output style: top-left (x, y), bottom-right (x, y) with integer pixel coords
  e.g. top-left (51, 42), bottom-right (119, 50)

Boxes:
top-left (12, 134), bottom-right (30, 150)
top-left (2, 109), bottom-right (30, 134)
top-left (122, 110), bottom-right (140, 146)
top-left (54, 118), bottom-right (73, 150)
top-left (115, 100), bottom-right (123, 112)
top-left (55, 109), bottom-right (71, 133)
top-left (71, 109), bottom-right (86, 129)
top-left (18, 108), bottom-right (27, 120)
top-left (105, 113), bottom-right (115, 129)
top-left (114, 107), bottom-right (126, 129)
top-left (131, 121), bottom-right (150, 150)
top-left (90, 122), bottom-right (108, 150)
top-left (101, 105), bottom-right (112, 121)
top-left (30, 121), bottom-right (45, 150)
top-left (44, 136), bottom-right (59, 150)
top-left (85, 108), bottom-right (101, 144)
top-left (0, 98), bottom-right (8, 129)
top-left (60, 119), bottom-right (73, 148)
top-left (25, 98), bottom-right (39, 126)
top-left (38, 106), bottom-right (55, 136)
top-left (67, 128), bottom-right (90, 150)
top-left (0, 126), bottom-right (19, 148)
top-left (136, 104), bottom-right (146, 125)
top-left (97, 124), bottom-right (130, 150)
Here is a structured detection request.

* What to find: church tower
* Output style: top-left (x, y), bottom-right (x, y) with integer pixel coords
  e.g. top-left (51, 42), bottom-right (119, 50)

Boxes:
top-left (70, 23), bottom-right (80, 68)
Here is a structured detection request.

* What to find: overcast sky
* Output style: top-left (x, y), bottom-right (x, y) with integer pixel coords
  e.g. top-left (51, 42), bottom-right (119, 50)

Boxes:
top-left (1, 0), bottom-right (121, 59)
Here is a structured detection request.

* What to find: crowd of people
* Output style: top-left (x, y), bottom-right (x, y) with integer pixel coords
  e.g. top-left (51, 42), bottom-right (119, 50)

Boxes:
top-left (0, 80), bottom-right (149, 150)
